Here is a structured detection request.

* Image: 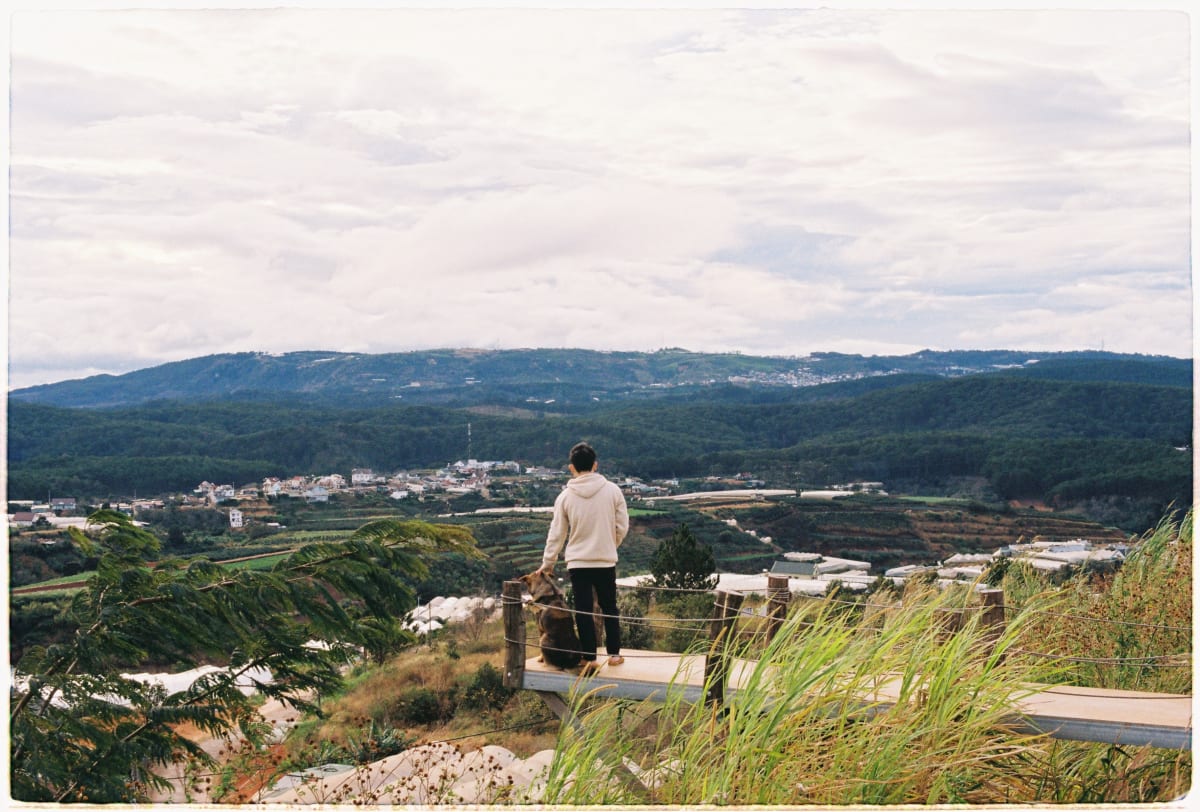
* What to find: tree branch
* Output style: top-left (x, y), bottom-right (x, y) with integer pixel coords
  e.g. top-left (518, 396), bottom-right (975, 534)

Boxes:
top-left (50, 656), bottom-right (285, 803)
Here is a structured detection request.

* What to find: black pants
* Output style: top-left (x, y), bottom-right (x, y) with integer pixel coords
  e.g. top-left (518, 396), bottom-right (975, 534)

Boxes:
top-left (569, 566), bottom-right (621, 661)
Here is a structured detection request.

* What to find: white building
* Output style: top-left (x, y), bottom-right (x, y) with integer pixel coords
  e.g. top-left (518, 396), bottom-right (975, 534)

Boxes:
top-left (648, 489), bottom-right (798, 504)
top-left (229, 508), bottom-right (244, 528)
top-left (813, 555), bottom-right (872, 575)
top-left (352, 468), bottom-right (381, 486)
top-left (615, 571), bottom-right (870, 598)
top-left (194, 481), bottom-right (236, 504)
top-left (943, 553), bottom-right (994, 566)
top-left (885, 563), bottom-right (936, 579)
top-left (314, 474), bottom-right (347, 490)
top-left (283, 476), bottom-right (308, 495)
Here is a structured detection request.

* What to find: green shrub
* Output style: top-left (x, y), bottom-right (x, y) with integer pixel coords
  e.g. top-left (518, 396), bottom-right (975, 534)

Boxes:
top-left (657, 592), bottom-right (715, 653)
top-left (1004, 509), bottom-right (1192, 693)
top-left (460, 663), bottom-right (513, 710)
top-left (345, 721), bottom-right (415, 763)
top-left (397, 686), bottom-right (449, 726)
top-left (618, 592), bottom-right (655, 650)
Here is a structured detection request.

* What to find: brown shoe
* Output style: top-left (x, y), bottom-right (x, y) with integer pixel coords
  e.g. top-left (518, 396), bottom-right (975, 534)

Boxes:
top-left (607, 655), bottom-right (625, 666)
top-left (579, 660), bottom-right (601, 677)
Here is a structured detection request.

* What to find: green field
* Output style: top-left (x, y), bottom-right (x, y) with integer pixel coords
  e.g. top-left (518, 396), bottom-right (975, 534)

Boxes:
top-left (228, 552), bottom-right (290, 571)
top-left (13, 550), bottom-right (295, 595)
top-left (890, 495), bottom-right (976, 505)
top-left (11, 571), bottom-right (88, 590)
top-left (271, 530), bottom-right (349, 543)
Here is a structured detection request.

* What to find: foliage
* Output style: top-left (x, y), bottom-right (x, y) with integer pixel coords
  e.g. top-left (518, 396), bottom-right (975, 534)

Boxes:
top-left (8, 534), bottom-right (94, 587)
top-left (343, 720), bottom-right (417, 764)
top-left (8, 594), bottom-right (75, 663)
top-left (8, 510), bottom-right (479, 803)
top-left (271, 614), bottom-right (558, 792)
top-left (650, 523), bottom-right (717, 593)
top-left (281, 719), bottom-right (415, 770)
top-left (396, 687), bottom-right (452, 726)
top-left (459, 663), bottom-right (514, 711)
top-left (10, 348), bottom-right (1189, 410)
top-left (656, 591), bottom-right (718, 654)
top-left (412, 551), bottom-right (491, 602)
top-left (543, 579), bottom-right (1189, 805)
top-left (617, 591), bottom-right (655, 650)
top-left (1002, 509), bottom-right (1192, 693)
top-left (545, 584), bottom-right (1052, 804)
top-left (7, 354), bottom-right (1191, 534)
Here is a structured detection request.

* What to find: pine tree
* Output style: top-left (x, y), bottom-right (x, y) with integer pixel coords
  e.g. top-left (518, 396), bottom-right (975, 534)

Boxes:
top-left (9, 509), bottom-right (479, 802)
top-left (650, 522), bottom-right (717, 593)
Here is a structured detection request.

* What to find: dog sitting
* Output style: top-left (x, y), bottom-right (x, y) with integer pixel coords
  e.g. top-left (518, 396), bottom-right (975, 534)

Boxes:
top-left (520, 570), bottom-right (583, 670)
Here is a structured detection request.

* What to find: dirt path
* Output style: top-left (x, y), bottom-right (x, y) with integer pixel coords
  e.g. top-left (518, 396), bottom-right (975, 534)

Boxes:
top-left (11, 579), bottom-right (89, 595)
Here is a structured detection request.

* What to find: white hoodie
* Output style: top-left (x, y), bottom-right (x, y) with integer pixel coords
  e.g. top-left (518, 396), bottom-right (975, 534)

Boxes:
top-left (542, 472), bottom-right (630, 570)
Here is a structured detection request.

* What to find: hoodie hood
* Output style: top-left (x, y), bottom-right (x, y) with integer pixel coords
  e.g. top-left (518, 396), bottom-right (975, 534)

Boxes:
top-left (566, 471), bottom-right (608, 499)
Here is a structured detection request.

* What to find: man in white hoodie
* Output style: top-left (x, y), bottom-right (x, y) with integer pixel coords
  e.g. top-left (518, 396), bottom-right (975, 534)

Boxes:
top-left (537, 441), bottom-right (630, 671)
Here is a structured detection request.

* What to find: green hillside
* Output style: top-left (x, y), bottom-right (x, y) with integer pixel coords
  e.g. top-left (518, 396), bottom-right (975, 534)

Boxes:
top-left (9, 347), bottom-right (1189, 409)
top-left (6, 351), bottom-right (1191, 533)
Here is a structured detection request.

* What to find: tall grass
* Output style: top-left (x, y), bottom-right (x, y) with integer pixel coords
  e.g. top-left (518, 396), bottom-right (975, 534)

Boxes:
top-left (992, 509), bottom-right (1194, 803)
top-left (542, 511), bottom-right (1193, 805)
top-left (545, 584), bottom-right (1068, 805)
top-left (1003, 509), bottom-right (1192, 693)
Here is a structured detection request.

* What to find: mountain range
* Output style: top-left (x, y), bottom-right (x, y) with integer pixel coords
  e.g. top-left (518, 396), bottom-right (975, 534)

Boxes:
top-left (6, 348), bottom-right (1191, 532)
top-left (8, 347), bottom-right (1191, 409)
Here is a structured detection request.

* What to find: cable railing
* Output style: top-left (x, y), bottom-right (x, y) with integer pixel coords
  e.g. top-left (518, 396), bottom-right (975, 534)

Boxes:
top-left (612, 576), bottom-right (1194, 634)
top-left (503, 577), bottom-right (1193, 684)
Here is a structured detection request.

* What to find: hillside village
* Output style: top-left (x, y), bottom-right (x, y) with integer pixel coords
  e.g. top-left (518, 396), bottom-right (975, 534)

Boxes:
top-left (9, 455), bottom-right (1136, 592)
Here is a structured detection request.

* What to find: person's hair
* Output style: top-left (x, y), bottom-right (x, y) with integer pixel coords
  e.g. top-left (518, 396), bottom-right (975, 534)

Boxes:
top-left (569, 442), bottom-right (597, 472)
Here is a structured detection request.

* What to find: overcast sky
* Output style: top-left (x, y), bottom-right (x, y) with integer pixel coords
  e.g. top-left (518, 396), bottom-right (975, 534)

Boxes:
top-left (4, 3), bottom-right (1193, 389)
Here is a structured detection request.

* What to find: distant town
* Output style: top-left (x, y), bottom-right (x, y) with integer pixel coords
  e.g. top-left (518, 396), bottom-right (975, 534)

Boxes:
top-left (8, 459), bottom-right (809, 529)
top-left (9, 457), bottom-right (1133, 592)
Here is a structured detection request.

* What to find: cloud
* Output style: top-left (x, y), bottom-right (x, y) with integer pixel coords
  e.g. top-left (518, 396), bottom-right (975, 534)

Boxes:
top-left (5, 7), bottom-right (1192, 389)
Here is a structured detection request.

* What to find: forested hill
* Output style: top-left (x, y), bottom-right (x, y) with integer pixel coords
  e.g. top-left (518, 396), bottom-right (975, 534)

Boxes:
top-left (7, 350), bottom-right (1192, 532)
top-left (8, 348), bottom-right (1191, 409)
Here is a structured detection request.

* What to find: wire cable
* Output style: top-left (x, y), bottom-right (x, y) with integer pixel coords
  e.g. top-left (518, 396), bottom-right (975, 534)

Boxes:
top-left (616, 582), bottom-right (720, 594)
top-left (520, 586), bottom-right (1193, 668)
top-left (1008, 648), bottom-right (1192, 666)
top-left (1013, 606), bottom-right (1192, 633)
top-left (526, 598), bottom-right (718, 625)
top-left (505, 636), bottom-right (702, 660)
top-left (1039, 686), bottom-right (1193, 699)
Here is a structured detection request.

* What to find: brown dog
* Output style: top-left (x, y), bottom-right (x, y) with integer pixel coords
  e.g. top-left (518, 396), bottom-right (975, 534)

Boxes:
top-left (520, 570), bottom-right (583, 670)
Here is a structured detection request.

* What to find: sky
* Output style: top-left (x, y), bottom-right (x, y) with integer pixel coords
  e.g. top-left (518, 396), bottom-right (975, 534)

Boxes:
top-left (3, 2), bottom-right (1194, 389)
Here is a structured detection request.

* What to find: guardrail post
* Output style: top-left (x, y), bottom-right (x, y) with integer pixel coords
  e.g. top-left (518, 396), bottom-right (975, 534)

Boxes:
top-left (934, 604), bottom-right (966, 639)
top-left (978, 588), bottom-right (1005, 659)
top-left (502, 580), bottom-right (525, 690)
top-left (766, 574), bottom-right (790, 642)
top-left (705, 590), bottom-right (744, 706)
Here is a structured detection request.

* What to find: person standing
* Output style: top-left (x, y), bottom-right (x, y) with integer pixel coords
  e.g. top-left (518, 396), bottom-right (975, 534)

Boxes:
top-left (537, 441), bottom-right (629, 672)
